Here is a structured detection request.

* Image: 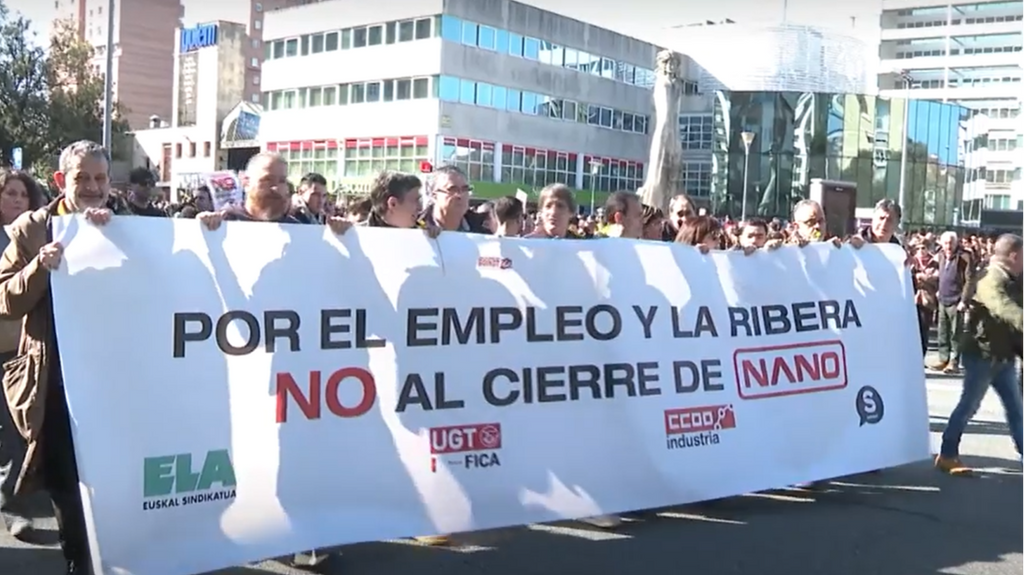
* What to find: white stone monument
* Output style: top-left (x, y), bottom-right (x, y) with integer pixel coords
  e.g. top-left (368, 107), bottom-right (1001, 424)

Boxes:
top-left (639, 50), bottom-right (684, 214)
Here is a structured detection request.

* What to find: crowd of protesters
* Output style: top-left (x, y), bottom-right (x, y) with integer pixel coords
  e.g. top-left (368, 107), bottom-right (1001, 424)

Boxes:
top-left (0, 142), bottom-right (1020, 575)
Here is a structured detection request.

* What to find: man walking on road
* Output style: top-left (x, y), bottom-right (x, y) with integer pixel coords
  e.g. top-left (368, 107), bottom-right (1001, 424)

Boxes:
top-left (936, 234), bottom-right (1023, 474)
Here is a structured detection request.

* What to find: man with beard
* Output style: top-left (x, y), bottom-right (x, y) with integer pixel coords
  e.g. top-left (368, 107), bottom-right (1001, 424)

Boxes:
top-left (123, 167), bottom-right (168, 217)
top-left (291, 173), bottom-right (328, 224)
top-left (196, 152), bottom-right (348, 569)
top-left (419, 165), bottom-right (489, 234)
top-left (600, 191), bottom-right (644, 239)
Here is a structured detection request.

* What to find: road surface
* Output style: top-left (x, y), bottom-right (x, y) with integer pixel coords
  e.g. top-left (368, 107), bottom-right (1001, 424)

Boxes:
top-left (1, 372), bottom-right (1020, 575)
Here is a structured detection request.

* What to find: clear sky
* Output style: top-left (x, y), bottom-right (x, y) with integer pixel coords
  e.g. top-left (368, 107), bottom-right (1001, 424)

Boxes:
top-left (6, 0), bottom-right (880, 46)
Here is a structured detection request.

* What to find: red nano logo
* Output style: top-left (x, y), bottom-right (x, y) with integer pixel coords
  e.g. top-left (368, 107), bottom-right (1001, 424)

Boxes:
top-left (429, 423), bottom-right (502, 454)
top-left (664, 404), bottom-right (736, 435)
top-left (733, 340), bottom-right (848, 400)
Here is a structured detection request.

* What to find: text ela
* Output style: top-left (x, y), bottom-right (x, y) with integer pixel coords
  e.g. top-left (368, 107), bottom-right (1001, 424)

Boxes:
top-left (733, 340), bottom-right (849, 400)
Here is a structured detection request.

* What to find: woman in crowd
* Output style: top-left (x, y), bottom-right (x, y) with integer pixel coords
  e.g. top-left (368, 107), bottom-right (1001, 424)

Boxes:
top-left (0, 169), bottom-right (46, 542)
top-left (640, 204), bottom-right (666, 241)
top-left (524, 184), bottom-right (582, 239)
top-left (911, 242), bottom-right (939, 357)
top-left (674, 214), bottom-right (725, 253)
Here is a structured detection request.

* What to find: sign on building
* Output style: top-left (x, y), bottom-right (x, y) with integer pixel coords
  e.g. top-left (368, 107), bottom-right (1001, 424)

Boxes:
top-left (179, 23), bottom-right (218, 53)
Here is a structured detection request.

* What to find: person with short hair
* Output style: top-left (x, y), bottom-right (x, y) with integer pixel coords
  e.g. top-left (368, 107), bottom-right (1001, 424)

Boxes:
top-left (936, 234), bottom-right (1024, 474)
top-left (492, 196), bottom-right (524, 237)
top-left (124, 166), bottom-right (167, 217)
top-left (600, 191), bottom-right (643, 239)
top-left (292, 172), bottom-right (328, 224)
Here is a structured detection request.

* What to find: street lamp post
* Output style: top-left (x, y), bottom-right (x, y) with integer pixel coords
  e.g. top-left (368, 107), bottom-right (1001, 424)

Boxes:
top-left (588, 159), bottom-right (603, 215)
top-left (897, 72), bottom-right (912, 212)
top-left (102, 0), bottom-right (115, 150)
top-left (740, 131), bottom-right (756, 222)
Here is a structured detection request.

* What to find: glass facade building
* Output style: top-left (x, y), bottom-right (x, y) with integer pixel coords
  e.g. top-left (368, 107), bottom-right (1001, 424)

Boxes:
top-left (709, 91), bottom-right (971, 226)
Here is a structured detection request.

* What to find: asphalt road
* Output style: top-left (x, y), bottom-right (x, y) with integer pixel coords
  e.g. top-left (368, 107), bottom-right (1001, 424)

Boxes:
top-left (1, 370), bottom-right (1020, 575)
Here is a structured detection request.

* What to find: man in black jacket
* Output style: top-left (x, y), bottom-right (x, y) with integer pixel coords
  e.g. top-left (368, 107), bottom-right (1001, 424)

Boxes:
top-left (291, 173), bottom-right (328, 224)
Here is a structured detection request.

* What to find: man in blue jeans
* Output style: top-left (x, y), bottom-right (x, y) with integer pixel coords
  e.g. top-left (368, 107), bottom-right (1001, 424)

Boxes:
top-left (936, 234), bottom-right (1024, 474)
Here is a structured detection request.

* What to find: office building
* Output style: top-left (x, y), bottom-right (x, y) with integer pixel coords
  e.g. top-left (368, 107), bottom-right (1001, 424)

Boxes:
top-left (876, 0), bottom-right (1023, 220)
top-left (131, 21), bottom-right (255, 194)
top-left (657, 21), bottom-right (876, 95)
top-left (53, 0), bottom-right (184, 129)
top-left (709, 91), bottom-right (969, 226)
top-left (258, 0), bottom-right (690, 199)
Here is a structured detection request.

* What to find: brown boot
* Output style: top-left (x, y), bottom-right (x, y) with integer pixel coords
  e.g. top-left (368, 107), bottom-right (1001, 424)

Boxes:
top-left (928, 360), bottom-right (948, 371)
top-left (934, 455), bottom-right (972, 475)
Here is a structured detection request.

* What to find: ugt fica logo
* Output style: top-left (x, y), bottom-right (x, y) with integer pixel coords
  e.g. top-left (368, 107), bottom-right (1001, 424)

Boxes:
top-left (142, 448), bottom-right (237, 511)
top-left (429, 422), bottom-right (502, 471)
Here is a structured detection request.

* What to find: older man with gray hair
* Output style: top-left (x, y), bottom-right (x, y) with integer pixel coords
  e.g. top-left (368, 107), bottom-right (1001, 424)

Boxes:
top-left (0, 140), bottom-right (114, 575)
top-left (930, 230), bottom-right (977, 374)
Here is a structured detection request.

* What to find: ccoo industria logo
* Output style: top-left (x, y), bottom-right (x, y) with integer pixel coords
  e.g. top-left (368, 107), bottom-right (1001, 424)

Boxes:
top-left (179, 23), bottom-right (218, 53)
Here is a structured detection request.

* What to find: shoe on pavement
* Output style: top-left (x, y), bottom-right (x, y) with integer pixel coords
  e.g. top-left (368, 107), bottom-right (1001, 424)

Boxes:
top-left (413, 535), bottom-right (451, 546)
top-left (934, 455), bottom-right (973, 475)
top-left (942, 365), bottom-right (960, 375)
top-left (578, 514), bottom-right (622, 529)
top-left (928, 361), bottom-right (948, 371)
top-left (8, 517), bottom-right (33, 542)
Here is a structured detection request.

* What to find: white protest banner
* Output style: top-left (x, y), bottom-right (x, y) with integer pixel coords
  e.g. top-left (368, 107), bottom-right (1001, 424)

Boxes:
top-left (50, 216), bottom-right (930, 575)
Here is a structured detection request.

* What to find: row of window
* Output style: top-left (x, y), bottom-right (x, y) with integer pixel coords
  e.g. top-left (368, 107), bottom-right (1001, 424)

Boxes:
top-left (965, 166), bottom-right (1022, 185)
top-left (437, 15), bottom-right (689, 93)
top-left (894, 14), bottom-right (1022, 28)
top-left (984, 194), bottom-right (1016, 210)
top-left (970, 106), bottom-right (1020, 119)
top-left (435, 76), bottom-right (650, 135)
top-left (265, 16), bottom-right (436, 60)
top-left (894, 44), bottom-right (1023, 58)
top-left (263, 76), bottom-right (433, 110)
top-left (681, 161), bottom-right (713, 197)
top-left (911, 76), bottom-right (1022, 89)
top-left (679, 115), bottom-right (715, 151)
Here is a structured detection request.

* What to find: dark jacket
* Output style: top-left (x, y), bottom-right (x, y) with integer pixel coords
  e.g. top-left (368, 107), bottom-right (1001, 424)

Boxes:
top-left (960, 262), bottom-right (1023, 362)
top-left (418, 207), bottom-right (490, 234)
top-left (934, 249), bottom-right (977, 305)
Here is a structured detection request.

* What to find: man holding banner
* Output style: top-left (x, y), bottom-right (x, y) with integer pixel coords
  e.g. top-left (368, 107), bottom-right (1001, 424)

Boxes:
top-left (0, 140), bottom-right (115, 575)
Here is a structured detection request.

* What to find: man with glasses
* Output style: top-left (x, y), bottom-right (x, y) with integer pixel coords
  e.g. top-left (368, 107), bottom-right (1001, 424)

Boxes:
top-left (418, 165), bottom-right (489, 234)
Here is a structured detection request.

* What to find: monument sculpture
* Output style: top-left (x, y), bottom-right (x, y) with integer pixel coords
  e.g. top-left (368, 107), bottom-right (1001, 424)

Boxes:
top-left (639, 50), bottom-right (684, 214)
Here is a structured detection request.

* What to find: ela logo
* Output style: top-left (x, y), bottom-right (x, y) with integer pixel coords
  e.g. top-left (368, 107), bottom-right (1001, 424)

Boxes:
top-left (142, 449), bottom-right (237, 511)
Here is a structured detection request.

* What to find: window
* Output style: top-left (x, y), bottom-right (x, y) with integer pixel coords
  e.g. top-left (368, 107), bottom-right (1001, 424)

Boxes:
top-left (300, 35), bottom-right (309, 56)
top-left (368, 25), bottom-right (382, 46)
top-left (254, 20), bottom-right (261, 30)
top-left (439, 137), bottom-right (495, 182)
top-left (500, 144), bottom-right (578, 188)
top-left (323, 86), bottom-right (337, 106)
top-left (476, 82), bottom-right (493, 107)
top-left (438, 76), bottom-right (459, 100)
top-left (478, 26), bottom-right (496, 50)
top-left (396, 79), bottom-right (412, 100)
top-left (188, 142), bottom-right (197, 158)
top-left (412, 77), bottom-right (429, 99)
top-left (278, 146), bottom-right (340, 189)
top-left (495, 29), bottom-right (509, 53)
top-left (250, 57), bottom-right (259, 68)
top-left (351, 83), bottom-right (365, 103)
top-left (680, 161), bottom-right (712, 196)
top-left (272, 40), bottom-right (284, 58)
top-left (459, 79), bottom-right (476, 104)
top-left (440, 15), bottom-right (461, 41)
top-left (251, 38), bottom-right (260, 49)
top-left (311, 33), bottom-right (324, 53)
top-left (343, 138), bottom-right (428, 176)
top-left (523, 37), bottom-right (540, 59)
top-left (508, 32), bottom-right (523, 56)
top-left (461, 21), bottom-right (477, 45)
top-left (353, 27), bottom-right (367, 48)
top-left (414, 18), bottom-right (432, 39)
top-left (251, 93), bottom-right (260, 103)
top-left (385, 22), bottom-right (396, 44)
top-left (285, 38), bottom-right (298, 57)
top-left (679, 114), bottom-right (713, 150)
top-left (308, 87), bottom-right (323, 107)
top-left (174, 143), bottom-right (182, 158)
top-left (383, 79), bottom-right (394, 102)
top-left (340, 28), bottom-right (351, 49)
top-left (254, 2), bottom-right (262, 11)
top-left (203, 142), bottom-right (212, 157)
top-left (365, 81), bottom-right (381, 102)
top-left (252, 75), bottom-right (260, 85)
top-left (582, 156), bottom-right (645, 193)
top-left (399, 20), bottom-right (415, 42)
top-left (492, 86), bottom-right (507, 110)
top-left (325, 31), bottom-right (339, 51)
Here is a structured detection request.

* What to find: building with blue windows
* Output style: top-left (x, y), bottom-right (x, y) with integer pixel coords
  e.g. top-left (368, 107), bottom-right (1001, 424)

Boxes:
top-left (257, 0), bottom-right (705, 197)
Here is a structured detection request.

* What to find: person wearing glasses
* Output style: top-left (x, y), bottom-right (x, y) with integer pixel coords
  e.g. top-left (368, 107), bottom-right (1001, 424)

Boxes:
top-left (417, 165), bottom-right (490, 234)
